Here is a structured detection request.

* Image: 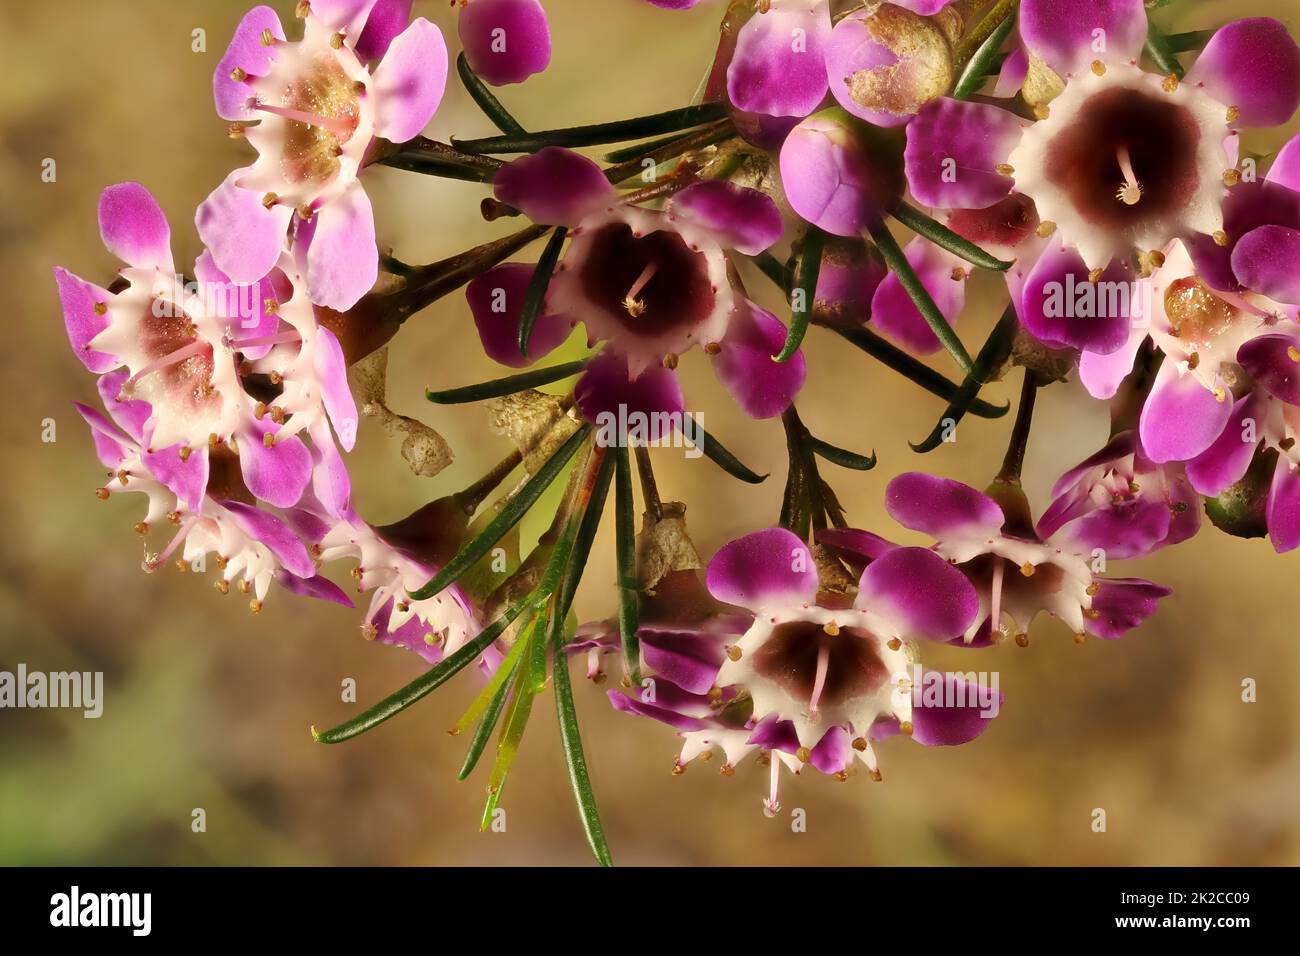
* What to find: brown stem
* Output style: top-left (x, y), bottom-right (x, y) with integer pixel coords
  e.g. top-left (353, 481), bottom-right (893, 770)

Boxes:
top-left (997, 370), bottom-right (1040, 483)
top-left (455, 449), bottom-right (524, 515)
top-left (633, 444), bottom-right (663, 521)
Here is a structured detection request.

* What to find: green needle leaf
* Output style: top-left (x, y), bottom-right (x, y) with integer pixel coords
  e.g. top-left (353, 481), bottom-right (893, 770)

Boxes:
top-left (456, 52), bottom-right (527, 136)
top-left (683, 419), bottom-right (768, 484)
top-left (775, 228), bottom-right (824, 362)
top-left (457, 652), bottom-right (521, 781)
top-left (427, 359), bottom-right (591, 404)
top-left (555, 451), bottom-right (615, 622)
top-left (833, 328), bottom-right (1008, 419)
top-left (312, 594), bottom-right (536, 744)
top-left (551, 614), bottom-right (613, 866)
top-left (911, 305), bottom-right (1018, 453)
top-left (809, 436), bottom-right (877, 471)
top-left (518, 226), bottom-right (569, 357)
top-left (1145, 18), bottom-right (1186, 80)
top-left (952, 4), bottom-right (1017, 101)
top-left (480, 639), bottom-right (539, 830)
top-left (890, 203), bottom-right (1013, 272)
top-left (408, 424), bottom-right (592, 601)
top-left (451, 619), bottom-right (534, 737)
top-left (868, 217), bottom-right (975, 375)
top-left (453, 102), bottom-right (729, 155)
top-left (613, 446), bottom-right (641, 684)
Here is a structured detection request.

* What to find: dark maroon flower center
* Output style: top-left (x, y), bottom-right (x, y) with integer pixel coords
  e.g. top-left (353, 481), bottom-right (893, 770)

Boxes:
top-left (1045, 87), bottom-right (1200, 233)
top-left (752, 620), bottom-right (889, 710)
top-left (579, 223), bottom-right (714, 339)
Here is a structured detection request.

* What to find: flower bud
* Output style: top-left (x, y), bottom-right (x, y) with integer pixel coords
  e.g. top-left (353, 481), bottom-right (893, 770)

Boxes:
top-left (779, 106), bottom-right (905, 235)
top-left (1204, 448), bottom-right (1275, 539)
top-left (824, 2), bottom-right (955, 128)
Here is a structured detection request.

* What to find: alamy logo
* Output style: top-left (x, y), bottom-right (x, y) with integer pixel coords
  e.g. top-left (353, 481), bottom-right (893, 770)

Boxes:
top-left (50, 886), bottom-right (151, 936)
top-left (593, 403), bottom-right (705, 458)
top-left (0, 665), bottom-right (103, 718)
top-left (1040, 273), bottom-right (1151, 320)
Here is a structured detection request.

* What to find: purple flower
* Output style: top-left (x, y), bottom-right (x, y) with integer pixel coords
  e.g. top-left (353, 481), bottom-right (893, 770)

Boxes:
top-left (1037, 431), bottom-right (1201, 558)
top-left (594, 525), bottom-right (999, 812)
top-left (203, 2), bottom-right (449, 310)
top-left (474, 149), bottom-right (805, 420)
top-left (900, 6), bottom-right (1300, 359)
top-left (875, 473), bottom-right (1173, 645)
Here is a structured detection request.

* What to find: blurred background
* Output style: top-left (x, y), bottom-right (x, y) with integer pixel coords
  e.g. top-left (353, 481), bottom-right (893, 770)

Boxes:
top-left (2, 0), bottom-right (1297, 866)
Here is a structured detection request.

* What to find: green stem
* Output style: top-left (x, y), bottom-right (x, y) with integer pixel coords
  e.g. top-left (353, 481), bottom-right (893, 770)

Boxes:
top-left (312, 595), bottom-right (535, 744)
top-left (952, 4), bottom-right (1017, 101)
top-left (552, 618), bottom-right (613, 867)
top-left (1145, 18), bottom-right (1185, 80)
top-left (427, 359), bottom-right (590, 405)
top-left (911, 305), bottom-right (1018, 453)
top-left (454, 102), bottom-right (729, 155)
top-left (953, 0), bottom-right (1018, 74)
top-left (456, 53), bottom-right (527, 136)
top-left (519, 227), bottom-right (569, 357)
top-left (776, 228), bottom-right (824, 362)
top-left (613, 446), bottom-right (641, 683)
top-left (890, 202), bottom-right (1012, 272)
top-left (408, 425), bottom-right (592, 601)
top-left (868, 217), bottom-right (975, 374)
top-left (834, 327), bottom-right (1008, 418)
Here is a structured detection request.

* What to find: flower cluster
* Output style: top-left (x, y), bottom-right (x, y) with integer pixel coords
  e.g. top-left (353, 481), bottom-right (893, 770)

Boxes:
top-left (53, 0), bottom-right (1300, 864)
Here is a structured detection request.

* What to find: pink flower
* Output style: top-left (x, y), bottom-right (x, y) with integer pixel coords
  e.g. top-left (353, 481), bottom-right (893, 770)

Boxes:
top-left (56, 183), bottom-right (318, 511)
top-left (201, 1), bottom-right (449, 310)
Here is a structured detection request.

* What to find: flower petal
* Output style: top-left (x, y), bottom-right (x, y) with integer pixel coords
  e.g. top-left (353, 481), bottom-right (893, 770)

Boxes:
top-left (1019, 0), bottom-right (1147, 75)
top-left (493, 147), bottom-right (614, 228)
top-left (195, 170), bottom-right (292, 285)
top-left (574, 351), bottom-right (685, 441)
top-left (1186, 18), bottom-right (1300, 128)
top-left (238, 420), bottom-right (312, 509)
top-left (911, 670), bottom-right (1000, 746)
top-left (1186, 392), bottom-right (1264, 496)
top-left (314, 326), bottom-right (359, 450)
top-left (1019, 244), bottom-right (1134, 354)
top-left (99, 182), bottom-right (172, 272)
top-left (1230, 225), bottom-right (1300, 304)
top-left (1138, 359), bottom-right (1234, 463)
top-left (354, 0), bottom-right (413, 61)
top-left (1078, 323), bottom-right (1146, 400)
top-left (304, 183), bottom-right (378, 310)
top-left (668, 181), bottom-right (784, 256)
top-left (711, 301), bottom-right (806, 419)
top-left (1083, 577), bottom-right (1172, 639)
top-left (54, 267), bottom-right (116, 373)
top-left (904, 98), bottom-right (1022, 210)
top-left (371, 18), bottom-right (448, 143)
top-left (221, 500), bottom-right (316, 579)
top-left (856, 546), bottom-right (979, 641)
top-left (640, 629), bottom-right (726, 696)
top-left (458, 0), bottom-right (551, 86)
top-left (885, 472), bottom-right (1005, 539)
top-left (705, 527), bottom-right (818, 611)
top-left (466, 263), bottom-right (570, 367)
top-left (726, 2), bottom-right (831, 118)
top-left (276, 570), bottom-right (356, 607)
top-left (144, 445), bottom-right (210, 513)
top-left (1267, 455), bottom-right (1300, 552)
top-left (214, 5), bottom-right (284, 120)
top-left (869, 238), bottom-right (965, 355)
